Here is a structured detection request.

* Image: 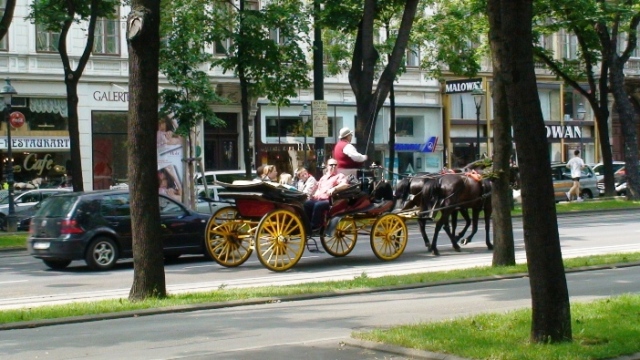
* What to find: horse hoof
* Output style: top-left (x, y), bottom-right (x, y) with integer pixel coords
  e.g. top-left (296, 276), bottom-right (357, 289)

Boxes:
top-left (453, 246), bottom-right (461, 252)
top-left (461, 238), bottom-right (469, 245)
top-left (431, 249), bottom-right (440, 256)
top-left (487, 245), bottom-right (494, 250)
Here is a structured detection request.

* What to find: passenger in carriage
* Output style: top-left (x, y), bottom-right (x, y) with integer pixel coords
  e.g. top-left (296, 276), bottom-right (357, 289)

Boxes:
top-left (303, 159), bottom-right (350, 232)
top-left (333, 127), bottom-right (368, 177)
top-left (295, 166), bottom-right (318, 198)
top-left (259, 165), bottom-right (279, 182)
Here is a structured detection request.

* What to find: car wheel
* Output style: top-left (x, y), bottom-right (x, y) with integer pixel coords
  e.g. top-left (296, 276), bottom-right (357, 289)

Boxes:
top-left (0, 214), bottom-right (6, 231)
top-left (580, 190), bottom-right (593, 200)
top-left (85, 237), bottom-right (119, 270)
top-left (43, 259), bottom-right (72, 270)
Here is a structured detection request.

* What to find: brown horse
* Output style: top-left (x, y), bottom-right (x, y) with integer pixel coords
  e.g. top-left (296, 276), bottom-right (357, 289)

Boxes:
top-left (393, 174), bottom-right (470, 248)
top-left (418, 173), bottom-right (493, 255)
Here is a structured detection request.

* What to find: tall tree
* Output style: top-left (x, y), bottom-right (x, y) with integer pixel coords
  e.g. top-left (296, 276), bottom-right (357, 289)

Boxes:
top-left (127, 0), bottom-right (166, 300)
top-left (534, 0), bottom-right (638, 196)
top-left (485, 1), bottom-right (516, 266)
top-left (159, 0), bottom-right (227, 209)
top-left (205, 0), bottom-right (311, 177)
top-left (322, 0), bottom-right (419, 158)
top-left (595, 0), bottom-right (640, 200)
top-left (0, 0), bottom-right (16, 40)
top-left (28, 0), bottom-right (120, 191)
top-left (488, 0), bottom-right (572, 343)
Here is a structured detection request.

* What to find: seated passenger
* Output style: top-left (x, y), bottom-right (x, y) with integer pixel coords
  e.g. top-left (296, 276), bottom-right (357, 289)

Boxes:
top-left (260, 165), bottom-right (278, 182)
top-left (303, 159), bottom-right (349, 232)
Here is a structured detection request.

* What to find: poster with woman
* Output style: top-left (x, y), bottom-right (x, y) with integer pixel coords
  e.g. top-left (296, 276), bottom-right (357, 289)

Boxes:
top-left (157, 114), bottom-right (184, 202)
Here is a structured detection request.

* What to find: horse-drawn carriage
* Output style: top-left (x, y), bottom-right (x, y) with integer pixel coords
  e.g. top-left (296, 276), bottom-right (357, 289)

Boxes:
top-left (203, 168), bottom-right (407, 272)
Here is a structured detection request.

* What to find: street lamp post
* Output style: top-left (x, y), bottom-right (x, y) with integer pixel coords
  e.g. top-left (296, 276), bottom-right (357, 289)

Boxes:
top-left (472, 87), bottom-right (485, 160)
top-left (299, 104), bottom-right (311, 167)
top-left (1, 78), bottom-right (17, 232)
top-left (576, 103), bottom-right (586, 152)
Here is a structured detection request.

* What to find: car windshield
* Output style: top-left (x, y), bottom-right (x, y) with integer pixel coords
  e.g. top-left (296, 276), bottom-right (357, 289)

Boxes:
top-left (36, 196), bottom-right (78, 217)
top-left (592, 163), bottom-right (625, 175)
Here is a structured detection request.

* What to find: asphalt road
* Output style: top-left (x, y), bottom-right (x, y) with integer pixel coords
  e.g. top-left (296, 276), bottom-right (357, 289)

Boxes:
top-left (1, 265), bottom-right (638, 360)
top-left (1, 210), bottom-right (639, 310)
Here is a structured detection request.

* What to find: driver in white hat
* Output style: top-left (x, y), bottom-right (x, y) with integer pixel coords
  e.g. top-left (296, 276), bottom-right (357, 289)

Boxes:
top-left (332, 127), bottom-right (367, 177)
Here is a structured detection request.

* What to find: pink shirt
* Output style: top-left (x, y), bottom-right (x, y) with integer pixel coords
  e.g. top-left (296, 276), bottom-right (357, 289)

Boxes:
top-left (311, 172), bottom-right (348, 200)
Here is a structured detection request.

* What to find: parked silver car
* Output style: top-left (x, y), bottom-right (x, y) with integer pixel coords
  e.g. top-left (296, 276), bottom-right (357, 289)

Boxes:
top-left (0, 188), bottom-right (72, 230)
top-left (550, 163), bottom-right (598, 202)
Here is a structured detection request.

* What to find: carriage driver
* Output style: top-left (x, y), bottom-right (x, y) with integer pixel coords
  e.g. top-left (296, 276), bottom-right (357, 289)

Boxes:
top-left (333, 127), bottom-right (368, 177)
top-left (303, 159), bottom-right (350, 233)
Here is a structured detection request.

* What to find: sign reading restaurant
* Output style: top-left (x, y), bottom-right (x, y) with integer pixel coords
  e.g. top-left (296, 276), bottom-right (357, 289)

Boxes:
top-left (0, 136), bottom-right (71, 150)
top-left (444, 78), bottom-right (482, 94)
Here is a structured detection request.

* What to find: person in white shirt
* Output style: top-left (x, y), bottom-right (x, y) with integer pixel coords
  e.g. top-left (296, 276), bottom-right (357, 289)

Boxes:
top-left (295, 167), bottom-right (318, 198)
top-left (566, 149), bottom-right (586, 202)
top-left (332, 127), bottom-right (368, 177)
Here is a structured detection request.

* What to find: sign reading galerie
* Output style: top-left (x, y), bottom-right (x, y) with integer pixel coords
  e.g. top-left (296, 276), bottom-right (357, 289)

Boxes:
top-left (93, 91), bottom-right (129, 102)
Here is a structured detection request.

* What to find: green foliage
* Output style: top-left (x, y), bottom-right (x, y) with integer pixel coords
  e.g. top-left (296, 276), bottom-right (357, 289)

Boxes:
top-left (204, 0), bottom-right (312, 106)
top-left (413, 0), bottom-right (486, 79)
top-left (159, 0), bottom-right (227, 136)
top-left (27, 0), bottom-right (119, 31)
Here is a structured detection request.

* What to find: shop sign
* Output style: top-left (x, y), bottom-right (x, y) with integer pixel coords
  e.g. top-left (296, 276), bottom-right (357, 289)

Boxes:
top-left (9, 111), bottom-right (26, 128)
top-left (312, 100), bottom-right (328, 137)
top-left (0, 136), bottom-right (71, 150)
top-left (93, 91), bottom-right (129, 102)
top-left (23, 153), bottom-right (55, 176)
top-left (444, 78), bottom-right (482, 94)
top-left (546, 125), bottom-right (581, 139)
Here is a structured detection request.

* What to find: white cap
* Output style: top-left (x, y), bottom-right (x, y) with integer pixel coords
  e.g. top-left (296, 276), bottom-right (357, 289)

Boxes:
top-left (339, 127), bottom-right (353, 139)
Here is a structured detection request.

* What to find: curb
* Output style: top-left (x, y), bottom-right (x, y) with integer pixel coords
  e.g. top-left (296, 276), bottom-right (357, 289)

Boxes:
top-left (343, 339), bottom-right (472, 360)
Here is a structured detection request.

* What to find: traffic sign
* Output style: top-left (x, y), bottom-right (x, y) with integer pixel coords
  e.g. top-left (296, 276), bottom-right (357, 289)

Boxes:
top-left (9, 111), bottom-right (26, 128)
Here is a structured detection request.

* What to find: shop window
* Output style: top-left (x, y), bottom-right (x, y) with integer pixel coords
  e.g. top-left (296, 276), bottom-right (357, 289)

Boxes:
top-left (0, 0), bottom-right (6, 51)
top-left (93, 14), bottom-right (120, 55)
top-left (92, 111), bottom-right (128, 190)
top-left (396, 117), bottom-right (414, 137)
top-left (406, 45), bottom-right (420, 67)
top-left (28, 112), bottom-right (67, 131)
top-left (36, 24), bottom-right (60, 52)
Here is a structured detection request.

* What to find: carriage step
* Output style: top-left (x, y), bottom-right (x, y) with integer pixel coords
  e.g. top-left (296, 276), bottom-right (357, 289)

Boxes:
top-left (306, 238), bottom-right (324, 253)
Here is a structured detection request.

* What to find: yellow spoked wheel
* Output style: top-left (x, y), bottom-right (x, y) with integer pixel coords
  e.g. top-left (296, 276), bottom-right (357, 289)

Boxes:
top-left (255, 209), bottom-right (306, 272)
top-left (321, 218), bottom-right (358, 257)
top-left (205, 206), bottom-right (252, 267)
top-left (370, 213), bottom-right (408, 261)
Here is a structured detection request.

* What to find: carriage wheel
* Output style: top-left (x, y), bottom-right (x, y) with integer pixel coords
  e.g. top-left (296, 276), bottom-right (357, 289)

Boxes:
top-left (321, 218), bottom-right (358, 257)
top-left (370, 213), bottom-right (408, 261)
top-left (205, 206), bottom-right (252, 267)
top-left (255, 209), bottom-right (306, 272)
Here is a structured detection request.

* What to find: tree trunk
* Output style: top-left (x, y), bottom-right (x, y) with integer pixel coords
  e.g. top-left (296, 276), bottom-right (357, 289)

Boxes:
top-left (349, 0), bottom-right (419, 158)
top-left (0, 0), bottom-right (16, 40)
top-left (127, 0), bottom-right (166, 301)
top-left (490, 0), bottom-right (571, 343)
top-left (486, 2), bottom-right (515, 267)
top-left (613, 71), bottom-right (640, 200)
top-left (64, 79), bottom-right (83, 191)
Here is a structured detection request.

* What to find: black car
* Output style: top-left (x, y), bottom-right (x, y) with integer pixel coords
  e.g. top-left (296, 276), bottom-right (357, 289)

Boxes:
top-left (27, 190), bottom-right (212, 270)
top-left (14, 202), bottom-right (42, 231)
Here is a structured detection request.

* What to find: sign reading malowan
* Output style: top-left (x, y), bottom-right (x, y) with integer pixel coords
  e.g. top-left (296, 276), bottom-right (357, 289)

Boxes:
top-left (444, 78), bottom-right (482, 94)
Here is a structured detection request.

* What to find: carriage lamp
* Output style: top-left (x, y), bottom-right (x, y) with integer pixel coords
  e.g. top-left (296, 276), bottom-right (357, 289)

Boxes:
top-left (1, 78), bottom-right (17, 231)
top-left (576, 103), bottom-right (586, 151)
top-left (472, 87), bottom-right (485, 161)
top-left (299, 104), bottom-right (311, 167)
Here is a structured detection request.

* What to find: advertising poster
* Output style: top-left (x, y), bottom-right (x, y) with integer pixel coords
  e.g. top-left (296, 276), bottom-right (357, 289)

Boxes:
top-left (157, 115), bottom-right (184, 203)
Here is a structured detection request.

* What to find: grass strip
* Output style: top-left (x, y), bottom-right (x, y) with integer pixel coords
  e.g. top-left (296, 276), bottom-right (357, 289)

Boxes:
top-left (1, 252), bottom-right (639, 325)
top-left (355, 294), bottom-right (640, 360)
